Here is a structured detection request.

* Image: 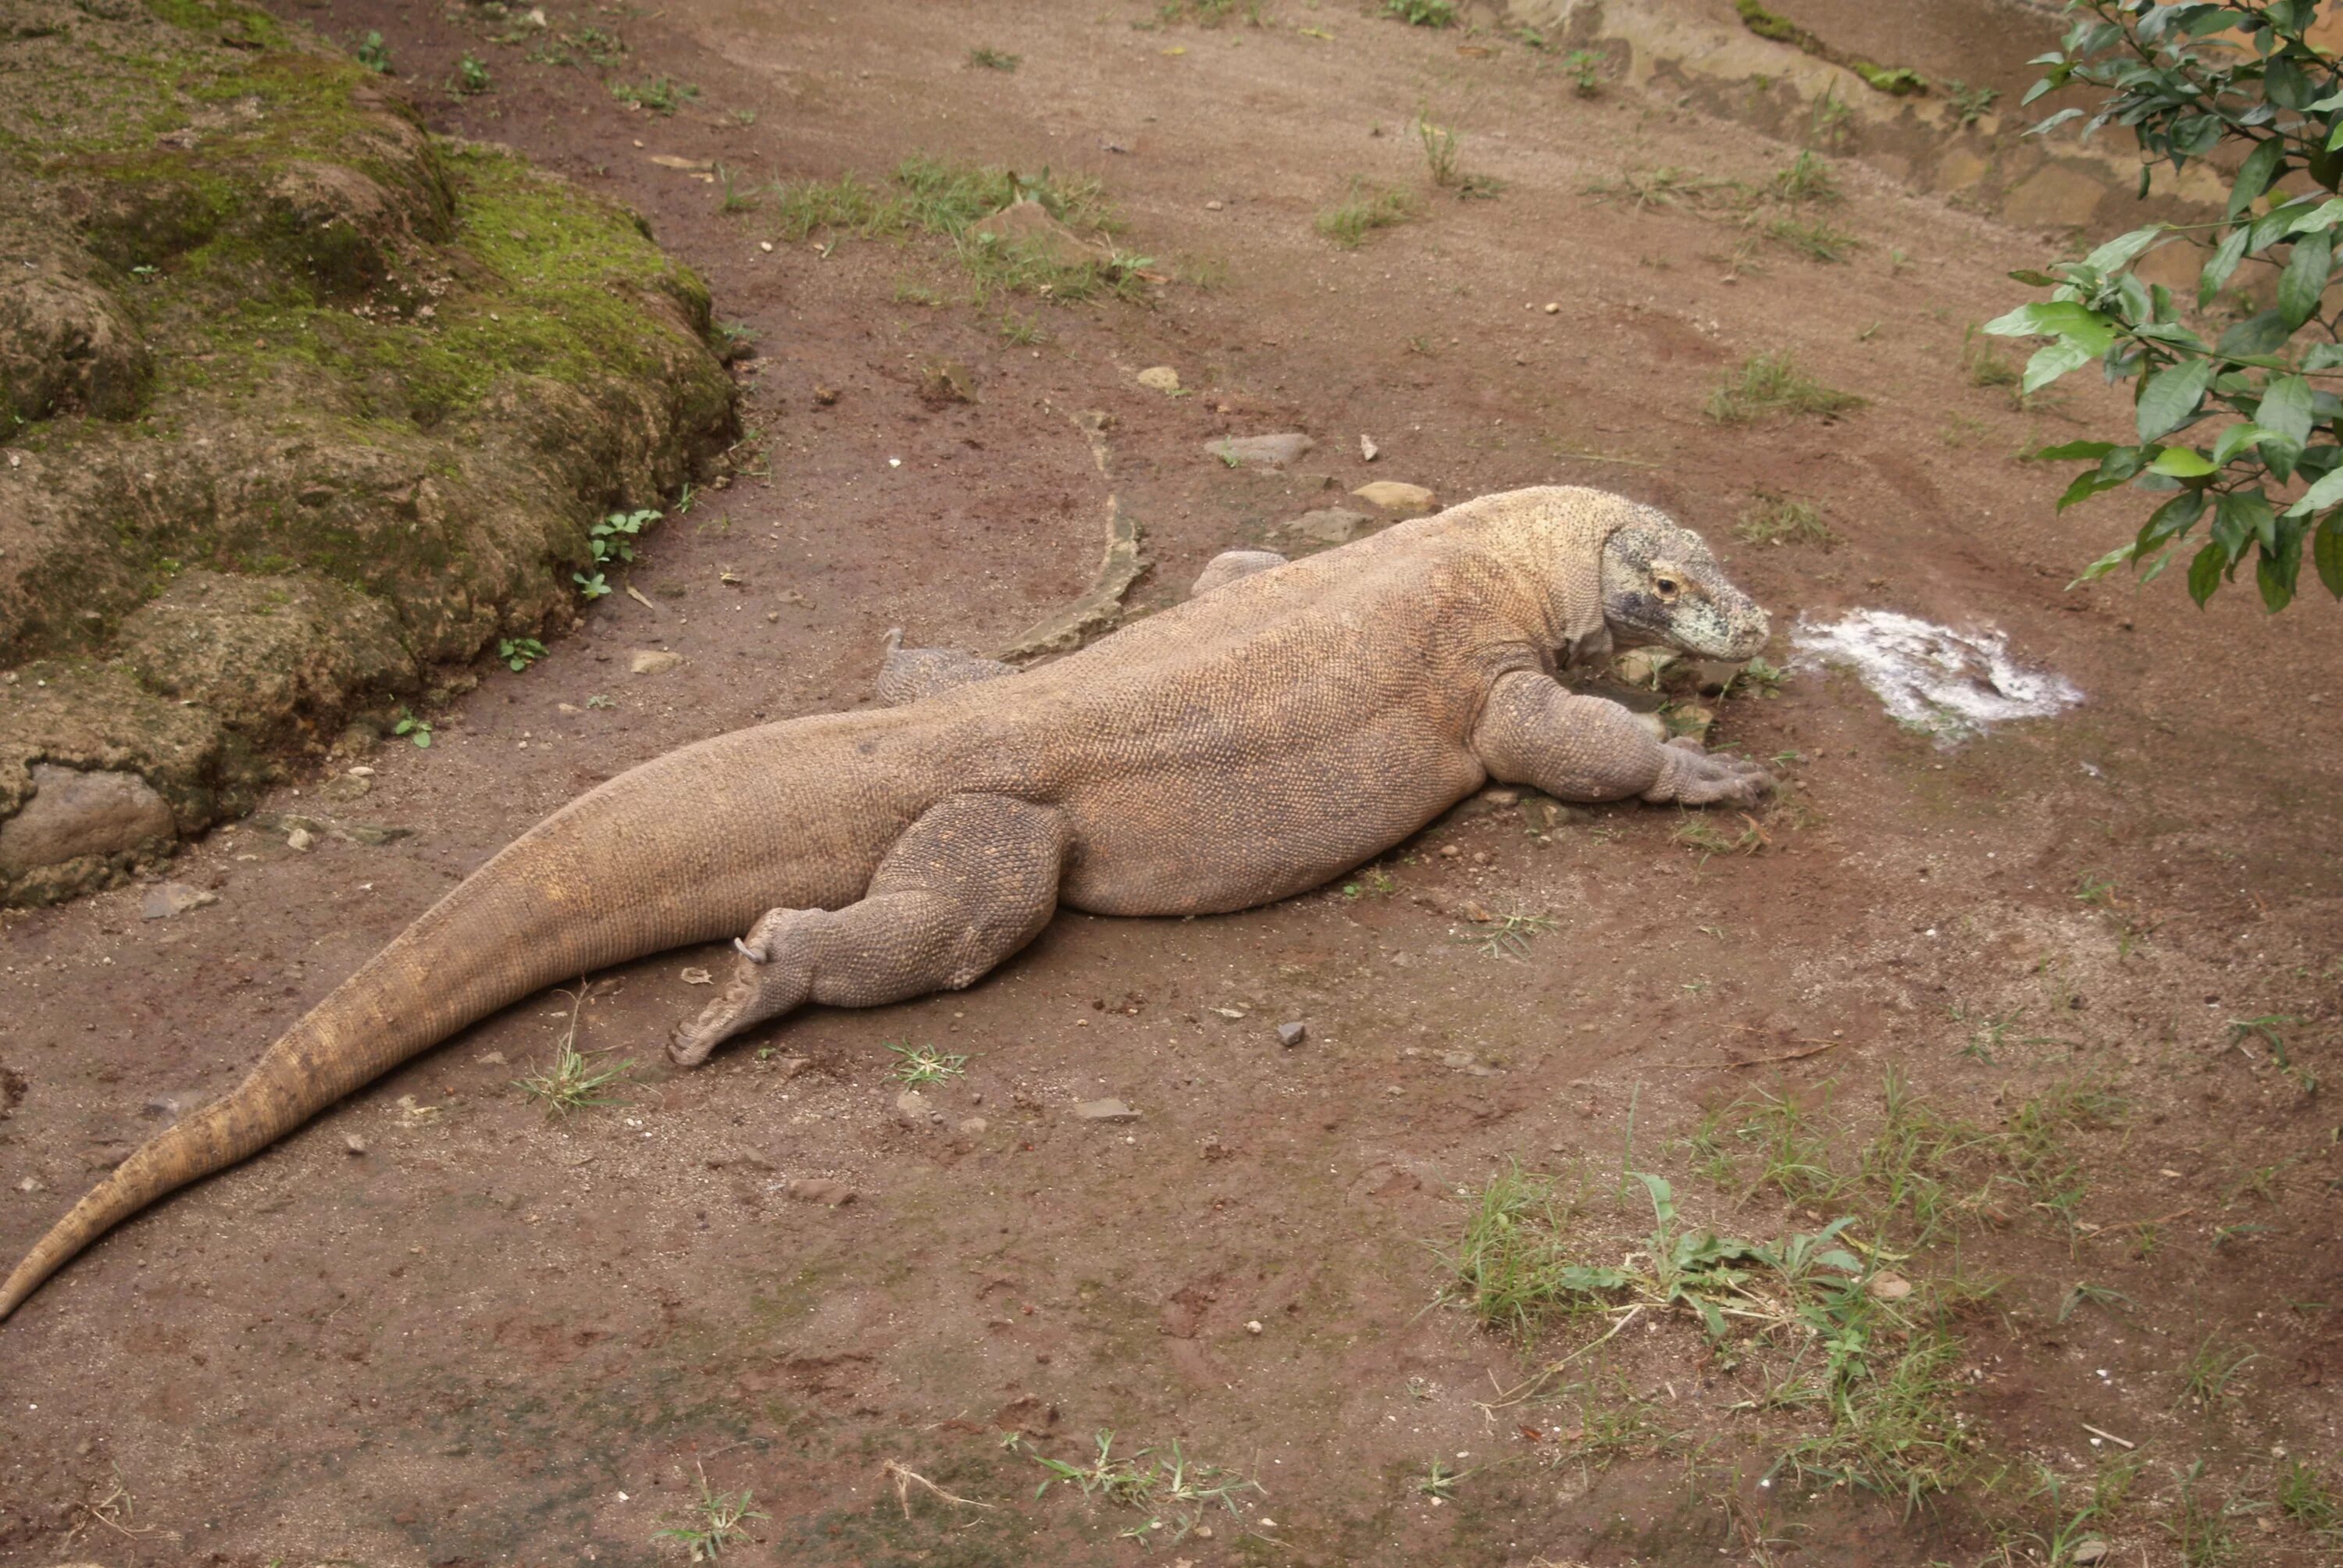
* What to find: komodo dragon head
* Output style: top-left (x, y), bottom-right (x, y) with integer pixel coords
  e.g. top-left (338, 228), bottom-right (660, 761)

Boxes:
top-left (1598, 516), bottom-right (1770, 661)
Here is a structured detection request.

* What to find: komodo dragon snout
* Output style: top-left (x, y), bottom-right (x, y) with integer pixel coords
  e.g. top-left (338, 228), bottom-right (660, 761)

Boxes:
top-left (1599, 519), bottom-right (1769, 662)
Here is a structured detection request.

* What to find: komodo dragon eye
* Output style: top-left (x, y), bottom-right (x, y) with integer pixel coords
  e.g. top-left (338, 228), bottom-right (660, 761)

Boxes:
top-left (1652, 572), bottom-right (1681, 600)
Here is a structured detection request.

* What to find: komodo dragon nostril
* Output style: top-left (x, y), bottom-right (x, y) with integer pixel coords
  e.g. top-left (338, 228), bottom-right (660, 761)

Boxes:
top-left (734, 937), bottom-right (768, 963)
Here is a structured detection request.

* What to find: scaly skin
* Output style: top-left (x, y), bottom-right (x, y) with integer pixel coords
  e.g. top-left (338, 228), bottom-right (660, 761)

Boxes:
top-left (0, 486), bottom-right (1771, 1324)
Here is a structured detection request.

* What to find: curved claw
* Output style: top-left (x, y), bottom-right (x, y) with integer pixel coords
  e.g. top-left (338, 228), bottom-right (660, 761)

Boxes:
top-left (733, 935), bottom-right (768, 964)
top-left (1648, 738), bottom-right (1775, 807)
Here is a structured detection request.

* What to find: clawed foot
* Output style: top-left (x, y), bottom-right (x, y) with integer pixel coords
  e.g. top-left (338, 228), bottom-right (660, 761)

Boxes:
top-left (1645, 737), bottom-right (1774, 807)
top-left (668, 907), bottom-right (818, 1067)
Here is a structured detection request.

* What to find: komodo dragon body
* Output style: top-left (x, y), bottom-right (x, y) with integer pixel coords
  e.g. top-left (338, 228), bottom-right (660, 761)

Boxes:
top-left (0, 486), bottom-right (1772, 1321)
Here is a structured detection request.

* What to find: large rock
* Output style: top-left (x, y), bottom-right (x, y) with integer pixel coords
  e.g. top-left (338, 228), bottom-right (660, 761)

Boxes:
top-left (0, 764), bottom-right (175, 878)
top-left (0, 0), bottom-right (737, 907)
top-left (1282, 507), bottom-right (1371, 545)
top-left (1352, 480), bottom-right (1438, 515)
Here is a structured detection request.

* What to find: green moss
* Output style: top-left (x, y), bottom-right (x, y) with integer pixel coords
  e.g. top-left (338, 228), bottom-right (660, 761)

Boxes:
top-left (144, 0), bottom-right (293, 52)
top-left (1734, 0), bottom-right (1801, 43)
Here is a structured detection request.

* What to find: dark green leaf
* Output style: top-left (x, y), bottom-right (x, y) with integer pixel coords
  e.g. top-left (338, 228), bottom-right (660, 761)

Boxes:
top-left (2216, 308), bottom-right (2291, 357)
top-left (2306, 343), bottom-right (2343, 371)
top-left (2072, 543), bottom-right (2138, 586)
top-left (2315, 515), bottom-right (2343, 597)
top-left (2280, 230), bottom-right (2334, 329)
top-left (2006, 269), bottom-right (2061, 287)
top-left (2188, 541), bottom-right (2225, 605)
top-left (2257, 541), bottom-right (2298, 611)
top-left (2136, 358), bottom-right (2217, 441)
top-left (2199, 224), bottom-right (2251, 306)
top-left (2138, 488), bottom-right (2206, 549)
top-left (2033, 440), bottom-right (2119, 461)
top-left (2216, 490), bottom-right (2271, 558)
top-left (2258, 375), bottom-right (2315, 444)
top-left (2055, 469), bottom-right (2123, 511)
top-left (2230, 137), bottom-right (2288, 217)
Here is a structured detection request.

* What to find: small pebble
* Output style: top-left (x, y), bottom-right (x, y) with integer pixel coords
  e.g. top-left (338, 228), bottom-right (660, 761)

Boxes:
top-left (344, 1133), bottom-right (368, 1156)
top-left (1276, 1021), bottom-right (1307, 1048)
top-left (285, 827), bottom-right (314, 852)
top-left (1245, 1320), bottom-right (1263, 1335)
top-left (1074, 1098), bottom-right (1139, 1122)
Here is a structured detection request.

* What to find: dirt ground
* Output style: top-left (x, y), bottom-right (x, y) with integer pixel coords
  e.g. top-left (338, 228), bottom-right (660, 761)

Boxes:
top-left (3, 2), bottom-right (2341, 1565)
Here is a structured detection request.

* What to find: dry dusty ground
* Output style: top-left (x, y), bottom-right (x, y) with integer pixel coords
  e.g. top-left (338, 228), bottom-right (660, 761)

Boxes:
top-left (2, 3), bottom-right (2340, 1566)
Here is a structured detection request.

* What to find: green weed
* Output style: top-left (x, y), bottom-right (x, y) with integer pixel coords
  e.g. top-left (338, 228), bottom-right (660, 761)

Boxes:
top-left (519, 992), bottom-right (633, 1117)
top-left (1025, 1431), bottom-right (1262, 1543)
top-left (354, 30), bottom-right (391, 73)
top-left (393, 709), bottom-right (433, 748)
top-left (1704, 351), bottom-right (1864, 424)
top-left (886, 1043), bottom-right (969, 1086)
top-left (612, 76), bottom-right (700, 115)
top-left (1383, 0), bottom-right (1458, 24)
top-left (1314, 179), bottom-right (1417, 248)
top-left (1735, 490), bottom-right (1836, 547)
top-left (450, 53), bottom-right (491, 96)
top-left (968, 45), bottom-right (1021, 71)
top-left (497, 637), bottom-right (547, 673)
top-left (653, 1463), bottom-right (765, 1561)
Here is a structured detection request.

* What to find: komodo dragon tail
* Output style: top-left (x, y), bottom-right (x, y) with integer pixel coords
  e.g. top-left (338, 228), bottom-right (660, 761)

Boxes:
top-left (0, 731), bottom-right (815, 1323)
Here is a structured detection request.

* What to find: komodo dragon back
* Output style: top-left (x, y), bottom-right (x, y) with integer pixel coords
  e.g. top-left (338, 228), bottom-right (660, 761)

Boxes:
top-left (1, 485), bottom-right (1771, 1324)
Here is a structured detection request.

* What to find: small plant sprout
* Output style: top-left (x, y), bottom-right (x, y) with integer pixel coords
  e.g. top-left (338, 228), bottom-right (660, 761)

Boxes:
top-left (612, 76), bottom-right (700, 115)
top-left (887, 1043), bottom-right (969, 1086)
top-left (1451, 909), bottom-right (1559, 959)
top-left (393, 709), bottom-right (433, 748)
top-left (519, 989), bottom-right (634, 1117)
top-left (1735, 491), bottom-right (1835, 548)
top-left (1314, 178), bottom-right (1416, 248)
top-left (652, 1461), bottom-right (765, 1561)
top-left (1382, 0), bottom-right (1458, 24)
top-left (1027, 1430), bottom-right (1263, 1543)
top-left (355, 30), bottom-right (392, 73)
top-left (497, 637), bottom-right (547, 673)
top-left (450, 53), bottom-right (491, 95)
top-left (2177, 1334), bottom-right (2258, 1409)
top-left (1704, 351), bottom-right (1865, 425)
top-left (1417, 1458), bottom-right (1462, 1499)
top-left (586, 694), bottom-right (615, 710)
top-left (968, 45), bottom-right (1021, 71)
top-left (1561, 49), bottom-right (1606, 96)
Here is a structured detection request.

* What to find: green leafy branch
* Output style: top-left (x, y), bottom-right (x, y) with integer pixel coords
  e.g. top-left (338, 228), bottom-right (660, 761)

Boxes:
top-left (1992, 0), bottom-right (2343, 610)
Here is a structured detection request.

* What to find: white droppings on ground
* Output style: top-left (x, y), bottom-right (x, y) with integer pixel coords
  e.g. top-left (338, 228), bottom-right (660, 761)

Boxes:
top-left (1792, 610), bottom-right (2081, 743)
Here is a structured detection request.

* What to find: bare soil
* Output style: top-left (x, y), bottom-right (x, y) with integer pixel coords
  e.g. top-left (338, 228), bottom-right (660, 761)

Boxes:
top-left (2, 4), bottom-right (2339, 1566)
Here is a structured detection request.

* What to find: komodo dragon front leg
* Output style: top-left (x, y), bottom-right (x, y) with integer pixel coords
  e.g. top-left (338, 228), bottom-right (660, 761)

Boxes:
top-left (1472, 668), bottom-right (1773, 806)
top-left (667, 793), bottom-right (1072, 1064)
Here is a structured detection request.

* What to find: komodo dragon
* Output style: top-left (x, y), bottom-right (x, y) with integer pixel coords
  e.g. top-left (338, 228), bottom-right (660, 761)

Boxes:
top-left (0, 485), bottom-right (1773, 1322)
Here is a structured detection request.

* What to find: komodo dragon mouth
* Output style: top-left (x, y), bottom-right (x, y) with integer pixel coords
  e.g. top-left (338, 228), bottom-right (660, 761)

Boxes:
top-left (0, 484), bottom-right (1776, 1325)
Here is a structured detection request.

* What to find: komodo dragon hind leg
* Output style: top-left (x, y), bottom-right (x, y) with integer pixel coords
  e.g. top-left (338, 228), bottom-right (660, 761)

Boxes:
top-left (668, 793), bottom-right (1072, 1065)
top-left (872, 629), bottom-right (1022, 707)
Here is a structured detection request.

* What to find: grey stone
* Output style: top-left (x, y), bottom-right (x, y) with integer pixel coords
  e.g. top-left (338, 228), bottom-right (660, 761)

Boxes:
top-left (1190, 549), bottom-right (1286, 598)
top-left (139, 881), bottom-right (216, 920)
top-left (0, 764), bottom-right (174, 875)
top-left (786, 1177), bottom-right (857, 1206)
top-left (958, 1116), bottom-right (989, 1135)
top-left (629, 649), bottom-right (682, 675)
top-left (1282, 507), bottom-right (1371, 546)
top-left (1205, 432), bottom-right (1314, 469)
top-left (344, 1132), bottom-right (369, 1156)
top-left (1276, 1021), bottom-right (1307, 1048)
top-left (1074, 1097), bottom-right (1139, 1122)
top-left (1691, 659), bottom-right (1746, 695)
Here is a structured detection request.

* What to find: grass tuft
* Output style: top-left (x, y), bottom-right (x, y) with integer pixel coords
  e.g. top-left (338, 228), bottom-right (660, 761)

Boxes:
top-left (1735, 490), bottom-right (1837, 547)
top-left (1704, 351), bottom-right (1865, 424)
top-left (1314, 178), bottom-right (1418, 248)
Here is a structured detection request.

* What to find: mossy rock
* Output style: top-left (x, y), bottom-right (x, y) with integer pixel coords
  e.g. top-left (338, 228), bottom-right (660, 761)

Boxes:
top-left (0, 0), bottom-right (739, 905)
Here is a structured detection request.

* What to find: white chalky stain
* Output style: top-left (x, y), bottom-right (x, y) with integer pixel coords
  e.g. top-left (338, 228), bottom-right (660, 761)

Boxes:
top-left (1792, 610), bottom-right (2080, 744)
